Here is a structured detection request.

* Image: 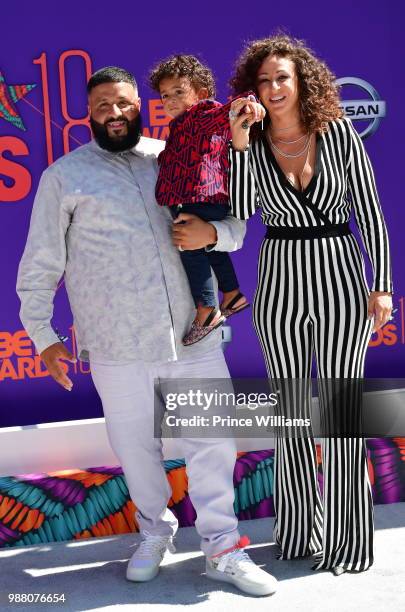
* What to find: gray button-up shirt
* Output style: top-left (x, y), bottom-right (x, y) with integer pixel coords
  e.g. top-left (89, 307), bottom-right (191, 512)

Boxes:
top-left (16, 137), bottom-right (246, 363)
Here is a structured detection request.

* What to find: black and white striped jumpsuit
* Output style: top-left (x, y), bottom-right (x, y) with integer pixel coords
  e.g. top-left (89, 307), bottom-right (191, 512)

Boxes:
top-left (229, 117), bottom-right (392, 571)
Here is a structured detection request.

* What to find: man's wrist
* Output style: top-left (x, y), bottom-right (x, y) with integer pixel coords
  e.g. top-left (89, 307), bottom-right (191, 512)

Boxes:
top-left (33, 327), bottom-right (62, 356)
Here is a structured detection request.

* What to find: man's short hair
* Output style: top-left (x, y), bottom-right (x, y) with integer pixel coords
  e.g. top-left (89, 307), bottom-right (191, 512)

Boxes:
top-left (87, 66), bottom-right (137, 94)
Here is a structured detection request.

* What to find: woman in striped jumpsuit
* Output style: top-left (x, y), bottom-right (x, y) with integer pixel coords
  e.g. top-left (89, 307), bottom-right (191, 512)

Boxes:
top-left (228, 35), bottom-right (393, 574)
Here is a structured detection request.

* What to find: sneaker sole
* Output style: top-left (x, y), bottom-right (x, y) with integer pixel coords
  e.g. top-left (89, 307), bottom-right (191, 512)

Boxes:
top-left (205, 565), bottom-right (277, 597)
top-left (126, 565), bottom-right (160, 582)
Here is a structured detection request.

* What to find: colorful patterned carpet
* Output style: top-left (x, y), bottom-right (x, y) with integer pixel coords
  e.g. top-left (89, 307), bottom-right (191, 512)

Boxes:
top-left (1, 440), bottom-right (404, 548)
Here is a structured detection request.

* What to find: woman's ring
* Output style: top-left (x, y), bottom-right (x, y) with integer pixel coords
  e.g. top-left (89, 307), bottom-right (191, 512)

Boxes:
top-left (241, 119), bottom-right (250, 130)
top-left (178, 245), bottom-right (184, 252)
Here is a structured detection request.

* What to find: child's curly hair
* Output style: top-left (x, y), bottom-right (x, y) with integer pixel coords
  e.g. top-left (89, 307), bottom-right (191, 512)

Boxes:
top-left (149, 54), bottom-right (216, 97)
top-left (230, 34), bottom-right (343, 137)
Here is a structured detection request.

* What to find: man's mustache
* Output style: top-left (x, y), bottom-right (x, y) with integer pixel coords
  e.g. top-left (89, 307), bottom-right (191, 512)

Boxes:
top-left (105, 117), bottom-right (129, 126)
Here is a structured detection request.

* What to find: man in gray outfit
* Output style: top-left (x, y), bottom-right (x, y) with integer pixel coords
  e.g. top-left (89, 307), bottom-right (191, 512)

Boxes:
top-left (17, 66), bottom-right (276, 597)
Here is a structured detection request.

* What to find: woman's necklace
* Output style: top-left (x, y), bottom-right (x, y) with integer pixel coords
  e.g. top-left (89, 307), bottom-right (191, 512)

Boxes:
top-left (273, 133), bottom-right (308, 145)
top-left (268, 132), bottom-right (310, 159)
top-left (266, 126), bottom-right (314, 191)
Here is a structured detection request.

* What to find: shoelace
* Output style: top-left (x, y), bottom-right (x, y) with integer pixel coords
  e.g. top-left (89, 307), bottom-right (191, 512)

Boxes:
top-left (210, 535), bottom-right (251, 572)
top-left (216, 547), bottom-right (253, 573)
top-left (134, 531), bottom-right (176, 558)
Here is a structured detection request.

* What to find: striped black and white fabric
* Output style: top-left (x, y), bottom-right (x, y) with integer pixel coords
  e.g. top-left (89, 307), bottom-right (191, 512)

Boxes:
top-left (229, 117), bottom-right (392, 572)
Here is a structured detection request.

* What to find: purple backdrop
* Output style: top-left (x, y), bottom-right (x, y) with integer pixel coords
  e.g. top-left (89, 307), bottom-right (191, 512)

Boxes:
top-left (1, 0), bottom-right (404, 426)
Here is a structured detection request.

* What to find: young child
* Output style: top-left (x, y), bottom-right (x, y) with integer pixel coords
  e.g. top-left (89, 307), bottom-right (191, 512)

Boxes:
top-left (149, 54), bottom-right (263, 346)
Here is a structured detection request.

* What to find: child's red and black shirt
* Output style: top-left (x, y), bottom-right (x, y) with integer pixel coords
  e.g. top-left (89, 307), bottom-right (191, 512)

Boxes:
top-left (155, 98), bottom-right (234, 207)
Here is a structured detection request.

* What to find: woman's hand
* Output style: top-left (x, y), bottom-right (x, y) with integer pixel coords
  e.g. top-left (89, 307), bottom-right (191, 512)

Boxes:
top-left (229, 95), bottom-right (266, 152)
top-left (368, 291), bottom-right (393, 332)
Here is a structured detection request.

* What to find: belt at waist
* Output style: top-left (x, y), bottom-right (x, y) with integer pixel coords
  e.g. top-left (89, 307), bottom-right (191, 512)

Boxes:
top-left (265, 222), bottom-right (351, 240)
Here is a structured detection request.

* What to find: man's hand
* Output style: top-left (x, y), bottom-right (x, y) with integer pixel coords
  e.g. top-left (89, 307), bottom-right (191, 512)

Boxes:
top-left (172, 213), bottom-right (218, 250)
top-left (368, 291), bottom-right (393, 332)
top-left (40, 342), bottom-right (77, 391)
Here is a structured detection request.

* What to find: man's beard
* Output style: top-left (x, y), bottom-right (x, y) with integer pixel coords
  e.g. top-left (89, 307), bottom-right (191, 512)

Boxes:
top-left (90, 114), bottom-right (143, 152)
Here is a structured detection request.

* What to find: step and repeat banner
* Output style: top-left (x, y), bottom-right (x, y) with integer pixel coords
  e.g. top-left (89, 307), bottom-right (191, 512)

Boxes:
top-left (0, 1), bottom-right (404, 426)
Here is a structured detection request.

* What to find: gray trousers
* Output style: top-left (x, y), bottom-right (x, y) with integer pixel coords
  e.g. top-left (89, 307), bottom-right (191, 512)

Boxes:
top-left (90, 348), bottom-right (240, 557)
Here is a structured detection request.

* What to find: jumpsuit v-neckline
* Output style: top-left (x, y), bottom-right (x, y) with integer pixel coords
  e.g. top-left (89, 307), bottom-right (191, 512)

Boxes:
top-left (262, 131), bottom-right (323, 198)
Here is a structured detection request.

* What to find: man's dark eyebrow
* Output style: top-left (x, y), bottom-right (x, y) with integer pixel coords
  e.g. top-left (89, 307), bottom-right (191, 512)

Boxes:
top-left (96, 95), bottom-right (132, 103)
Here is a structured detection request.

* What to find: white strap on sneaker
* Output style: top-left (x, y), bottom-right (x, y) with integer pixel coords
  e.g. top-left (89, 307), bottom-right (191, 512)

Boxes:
top-left (216, 548), bottom-right (252, 573)
top-left (217, 554), bottom-right (229, 572)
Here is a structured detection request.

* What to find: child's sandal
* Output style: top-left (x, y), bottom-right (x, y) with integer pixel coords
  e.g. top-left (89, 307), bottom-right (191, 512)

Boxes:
top-left (182, 308), bottom-right (226, 346)
top-left (220, 292), bottom-right (250, 318)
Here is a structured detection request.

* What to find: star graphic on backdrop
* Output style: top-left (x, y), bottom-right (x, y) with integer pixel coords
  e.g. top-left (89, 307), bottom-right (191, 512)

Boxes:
top-left (0, 68), bottom-right (36, 131)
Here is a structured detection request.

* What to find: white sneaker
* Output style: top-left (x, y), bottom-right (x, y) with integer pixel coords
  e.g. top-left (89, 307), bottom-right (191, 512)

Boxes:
top-left (126, 531), bottom-right (175, 582)
top-left (206, 547), bottom-right (277, 597)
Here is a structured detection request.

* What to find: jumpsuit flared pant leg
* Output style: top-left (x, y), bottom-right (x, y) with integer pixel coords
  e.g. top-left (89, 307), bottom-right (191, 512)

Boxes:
top-left (253, 234), bottom-right (374, 572)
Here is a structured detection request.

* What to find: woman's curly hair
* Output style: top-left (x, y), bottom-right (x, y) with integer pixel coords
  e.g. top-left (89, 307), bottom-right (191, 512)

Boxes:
top-left (230, 35), bottom-right (343, 137)
top-left (149, 54), bottom-right (216, 98)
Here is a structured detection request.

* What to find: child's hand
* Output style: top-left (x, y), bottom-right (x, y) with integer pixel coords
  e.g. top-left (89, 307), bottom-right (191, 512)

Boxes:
top-left (229, 95), bottom-right (266, 151)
